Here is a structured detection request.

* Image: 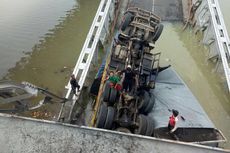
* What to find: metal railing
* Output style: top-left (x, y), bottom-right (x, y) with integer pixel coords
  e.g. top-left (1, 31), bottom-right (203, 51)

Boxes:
top-left (206, 0), bottom-right (230, 92)
top-left (196, 0), bottom-right (230, 92)
top-left (65, 0), bottom-right (112, 99)
top-left (57, 0), bottom-right (113, 122)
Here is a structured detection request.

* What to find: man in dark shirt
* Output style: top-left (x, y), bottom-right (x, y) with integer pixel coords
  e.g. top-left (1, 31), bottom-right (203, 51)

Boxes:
top-left (121, 65), bottom-right (136, 92)
top-left (70, 74), bottom-right (80, 96)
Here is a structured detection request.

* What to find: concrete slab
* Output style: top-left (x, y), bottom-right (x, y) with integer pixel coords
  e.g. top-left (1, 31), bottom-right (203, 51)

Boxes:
top-left (0, 114), bottom-right (229, 153)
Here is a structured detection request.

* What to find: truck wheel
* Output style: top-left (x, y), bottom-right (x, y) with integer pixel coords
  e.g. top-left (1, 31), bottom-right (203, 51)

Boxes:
top-left (108, 87), bottom-right (117, 106)
top-left (104, 106), bottom-right (115, 129)
top-left (138, 98), bottom-right (147, 110)
top-left (121, 12), bottom-right (133, 31)
top-left (134, 114), bottom-right (147, 135)
top-left (145, 117), bottom-right (154, 136)
top-left (139, 91), bottom-right (150, 113)
top-left (96, 104), bottom-right (108, 128)
top-left (152, 23), bottom-right (164, 42)
top-left (103, 81), bottom-right (111, 102)
top-left (144, 94), bottom-right (155, 114)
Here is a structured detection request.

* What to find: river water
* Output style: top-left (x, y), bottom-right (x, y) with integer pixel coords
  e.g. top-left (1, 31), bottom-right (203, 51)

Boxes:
top-left (0, 0), bottom-right (76, 78)
top-left (0, 0), bottom-right (100, 118)
top-left (0, 0), bottom-right (230, 149)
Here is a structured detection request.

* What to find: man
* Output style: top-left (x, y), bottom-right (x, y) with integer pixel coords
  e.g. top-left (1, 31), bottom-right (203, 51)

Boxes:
top-left (70, 74), bottom-right (80, 96)
top-left (121, 65), bottom-right (136, 92)
top-left (168, 109), bottom-right (179, 140)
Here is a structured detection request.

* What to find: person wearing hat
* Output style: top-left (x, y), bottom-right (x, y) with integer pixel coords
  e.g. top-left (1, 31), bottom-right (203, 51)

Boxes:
top-left (70, 74), bottom-right (80, 96)
top-left (121, 65), bottom-right (136, 92)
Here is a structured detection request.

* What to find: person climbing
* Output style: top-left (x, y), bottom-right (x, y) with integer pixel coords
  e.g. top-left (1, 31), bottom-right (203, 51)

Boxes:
top-left (114, 71), bottom-right (123, 91)
top-left (70, 74), bottom-right (80, 96)
top-left (121, 65), bottom-right (136, 92)
top-left (168, 109), bottom-right (179, 140)
top-left (109, 71), bottom-right (123, 91)
top-left (107, 71), bottom-right (120, 85)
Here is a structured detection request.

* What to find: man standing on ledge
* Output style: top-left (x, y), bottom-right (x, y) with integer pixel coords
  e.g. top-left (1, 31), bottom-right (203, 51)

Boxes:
top-left (70, 74), bottom-right (80, 96)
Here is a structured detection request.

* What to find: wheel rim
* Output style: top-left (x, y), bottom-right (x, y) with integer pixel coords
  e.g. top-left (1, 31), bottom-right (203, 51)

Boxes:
top-left (134, 114), bottom-right (147, 135)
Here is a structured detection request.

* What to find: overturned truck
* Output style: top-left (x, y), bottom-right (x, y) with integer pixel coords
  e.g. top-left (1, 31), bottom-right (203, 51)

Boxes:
top-left (92, 7), bottom-right (225, 147)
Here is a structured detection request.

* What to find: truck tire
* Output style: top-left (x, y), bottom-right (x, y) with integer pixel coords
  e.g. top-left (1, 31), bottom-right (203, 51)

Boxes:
top-left (152, 23), bottom-right (164, 42)
top-left (96, 104), bottom-right (108, 128)
top-left (104, 106), bottom-right (115, 129)
top-left (134, 114), bottom-right (147, 135)
top-left (138, 98), bottom-right (147, 110)
top-left (139, 91), bottom-right (150, 113)
top-left (108, 87), bottom-right (117, 106)
top-left (103, 81), bottom-right (111, 102)
top-left (144, 94), bottom-right (155, 114)
top-left (121, 12), bottom-right (133, 31)
top-left (145, 117), bottom-right (154, 136)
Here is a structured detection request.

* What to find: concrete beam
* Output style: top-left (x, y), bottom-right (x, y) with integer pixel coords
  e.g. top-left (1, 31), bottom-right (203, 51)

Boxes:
top-left (0, 114), bottom-right (229, 153)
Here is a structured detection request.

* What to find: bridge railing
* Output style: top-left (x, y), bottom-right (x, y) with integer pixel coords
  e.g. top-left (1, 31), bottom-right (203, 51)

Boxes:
top-left (65, 0), bottom-right (113, 99)
top-left (58, 0), bottom-right (115, 122)
top-left (195, 0), bottom-right (230, 92)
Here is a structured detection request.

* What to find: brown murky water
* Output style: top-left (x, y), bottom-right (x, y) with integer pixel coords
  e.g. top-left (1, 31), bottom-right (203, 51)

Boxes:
top-left (0, 0), bottom-right (229, 149)
top-left (0, 0), bottom-right (76, 78)
top-left (3, 0), bottom-right (100, 92)
top-left (0, 0), bottom-right (100, 119)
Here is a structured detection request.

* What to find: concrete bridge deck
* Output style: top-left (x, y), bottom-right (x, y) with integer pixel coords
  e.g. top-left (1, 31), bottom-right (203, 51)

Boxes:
top-left (0, 114), bottom-right (229, 153)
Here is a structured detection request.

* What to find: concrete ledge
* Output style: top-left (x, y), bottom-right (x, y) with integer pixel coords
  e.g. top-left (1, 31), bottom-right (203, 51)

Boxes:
top-left (0, 113), bottom-right (229, 153)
